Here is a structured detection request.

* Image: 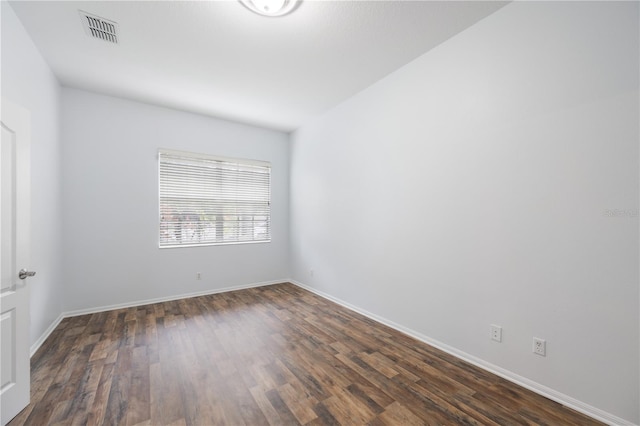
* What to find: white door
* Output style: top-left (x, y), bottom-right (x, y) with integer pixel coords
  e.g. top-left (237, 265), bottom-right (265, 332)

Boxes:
top-left (0, 99), bottom-right (32, 425)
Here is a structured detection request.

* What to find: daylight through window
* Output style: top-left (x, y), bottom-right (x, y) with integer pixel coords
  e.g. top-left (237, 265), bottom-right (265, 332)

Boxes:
top-left (159, 149), bottom-right (271, 248)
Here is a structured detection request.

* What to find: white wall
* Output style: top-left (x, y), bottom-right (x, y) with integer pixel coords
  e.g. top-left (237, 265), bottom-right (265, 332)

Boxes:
top-left (290, 2), bottom-right (639, 423)
top-left (61, 89), bottom-right (290, 312)
top-left (1, 3), bottom-right (64, 348)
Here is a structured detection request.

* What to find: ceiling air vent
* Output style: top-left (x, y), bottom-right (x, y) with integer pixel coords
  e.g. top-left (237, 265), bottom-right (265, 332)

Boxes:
top-left (79, 11), bottom-right (118, 44)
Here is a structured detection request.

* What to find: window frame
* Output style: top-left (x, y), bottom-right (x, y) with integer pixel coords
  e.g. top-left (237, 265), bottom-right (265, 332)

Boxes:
top-left (158, 149), bottom-right (272, 249)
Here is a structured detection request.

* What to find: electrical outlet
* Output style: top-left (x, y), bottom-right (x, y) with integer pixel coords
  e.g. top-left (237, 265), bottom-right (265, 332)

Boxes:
top-left (490, 325), bottom-right (502, 342)
top-left (196, 272), bottom-right (201, 280)
top-left (533, 337), bottom-right (546, 356)
top-left (310, 269), bottom-right (314, 277)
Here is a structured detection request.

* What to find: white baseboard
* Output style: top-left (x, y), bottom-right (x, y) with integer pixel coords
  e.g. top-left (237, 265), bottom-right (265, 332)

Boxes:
top-left (64, 279), bottom-right (285, 317)
top-left (30, 279), bottom-right (286, 357)
top-left (289, 279), bottom-right (635, 426)
top-left (30, 313), bottom-right (64, 358)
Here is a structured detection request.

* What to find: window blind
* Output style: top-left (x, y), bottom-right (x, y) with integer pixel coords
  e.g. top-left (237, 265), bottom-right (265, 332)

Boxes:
top-left (159, 149), bottom-right (271, 248)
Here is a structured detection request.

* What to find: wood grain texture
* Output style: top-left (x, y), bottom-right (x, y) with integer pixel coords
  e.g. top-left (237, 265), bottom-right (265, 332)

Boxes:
top-left (10, 283), bottom-right (601, 425)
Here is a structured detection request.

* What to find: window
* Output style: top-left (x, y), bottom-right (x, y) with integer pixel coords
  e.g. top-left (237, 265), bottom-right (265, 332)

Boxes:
top-left (158, 149), bottom-right (271, 248)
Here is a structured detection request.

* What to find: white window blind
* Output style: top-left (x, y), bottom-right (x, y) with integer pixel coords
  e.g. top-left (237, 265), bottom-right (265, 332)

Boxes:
top-left (159, 149), bottom-right (271, 248)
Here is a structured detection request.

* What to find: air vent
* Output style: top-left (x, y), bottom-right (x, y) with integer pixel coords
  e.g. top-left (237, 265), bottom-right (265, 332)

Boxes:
top-left (79, 11), bottom-right (118, 44)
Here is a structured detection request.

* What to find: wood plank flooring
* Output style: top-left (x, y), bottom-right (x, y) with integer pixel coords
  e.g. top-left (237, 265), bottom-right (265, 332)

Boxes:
top-left (10, 283), bottom-right (601, 425)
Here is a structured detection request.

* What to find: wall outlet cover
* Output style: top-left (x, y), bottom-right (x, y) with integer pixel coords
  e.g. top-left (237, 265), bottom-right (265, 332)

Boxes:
top-left (533, 337), bottom-right (546, 356)
top-left (490, 324), bottom-right (502, 342)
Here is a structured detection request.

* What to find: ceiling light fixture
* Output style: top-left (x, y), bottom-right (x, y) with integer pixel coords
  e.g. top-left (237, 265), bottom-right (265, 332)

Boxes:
top-left (239, 0), bottom-right (300, 17)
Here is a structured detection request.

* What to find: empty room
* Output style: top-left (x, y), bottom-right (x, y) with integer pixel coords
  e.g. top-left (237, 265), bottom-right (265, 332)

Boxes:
top-left (1, 0), bottom-right (638, 425)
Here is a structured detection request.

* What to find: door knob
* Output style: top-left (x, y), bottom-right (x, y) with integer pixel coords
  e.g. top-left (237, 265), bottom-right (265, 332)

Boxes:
top-left (18, 269), bottom-right (36, 280)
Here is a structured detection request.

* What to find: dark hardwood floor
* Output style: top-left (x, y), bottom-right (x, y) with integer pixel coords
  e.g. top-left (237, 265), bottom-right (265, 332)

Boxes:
top-left (10, 283), bottom-right (601, 425)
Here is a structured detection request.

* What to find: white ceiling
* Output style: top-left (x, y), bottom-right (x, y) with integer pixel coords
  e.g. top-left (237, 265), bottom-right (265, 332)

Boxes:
top-left (9, 0), bottom-right (507, 132)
